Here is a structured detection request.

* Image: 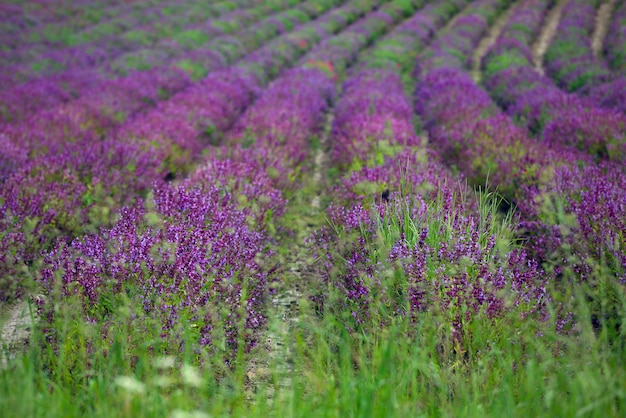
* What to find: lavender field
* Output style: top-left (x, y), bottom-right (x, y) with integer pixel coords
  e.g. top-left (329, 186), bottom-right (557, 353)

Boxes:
top-left (0, 0), bottom-right (625, 416)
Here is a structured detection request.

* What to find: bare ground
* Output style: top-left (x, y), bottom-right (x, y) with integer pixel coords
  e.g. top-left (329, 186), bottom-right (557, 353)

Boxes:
top-left (1, 299), bottom-right (35, 369)
top-left (592, 0), bottom-right (618, 58)
top-left (245, 112), bottom-right (334, 401)
top-left (532, 0), bottom-right (570, 75)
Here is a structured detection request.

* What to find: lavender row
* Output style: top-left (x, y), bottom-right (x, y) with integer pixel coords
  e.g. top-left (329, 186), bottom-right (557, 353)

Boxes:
top-left (37, 160), bottom-right (285, 359)
top-left (33, 2), bottom-right (394, 356)
top-left (332, 0), bottom-right (470, 169)
top-left (25, 2), bottom-right (391, 360)
top-left (113, 0), bottom-right (322, 78)
top-left (1, 0), bottom-right (337, 150)
top-left (481, 0), bottom-right (626, 161)
top-left (351, 0), bottom-right (467, 73)
top-left (413, 2), bottom-right (626, 288)
top-left (543, 0), bottom-right (626, 113)
top-left (25, 0), bottom-right (418, 359)
top-left (117, 0), bottom-right (378, 184)
top-left (0, 0), bottom-right (295, 87)
top-left (1, 68), bottom-right (192, 159)
top-left (1, 0), bottom-right (190, 70)
top-left (419, 0), bottom-right (511, 73)
top-left (226, 0), bottom-right (422, 180)
top-left (117, 0), bottom-right (360, 177)
top-left (543, 0), bottom-right (609, 92)
top-left (3, 0), bottom-right (277, 365)
top-left (37, 0), bottom-right (308, 79)
top-left (0, 0), bottom-right (151, 44)
top-left (1, 0), bottom-right (337, 349)
top-left (589, 0), bottom-right (626, 113)
top-left (0, 0), bottom-right (311, 125)
top-left (0, 0), bottom-right (365, 302)
top-left (311, 0), bottom-right (547, 344)
top-left (3, 0), bottom-right (252, 52)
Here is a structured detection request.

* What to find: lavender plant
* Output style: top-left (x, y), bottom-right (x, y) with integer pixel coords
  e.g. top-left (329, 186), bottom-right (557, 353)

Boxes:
top-left (228, 0), bottom-right (417, 180)
top-left (39, 179), bottom-right (273, 362)
top-left (313, 150), bottom-right (548, 349)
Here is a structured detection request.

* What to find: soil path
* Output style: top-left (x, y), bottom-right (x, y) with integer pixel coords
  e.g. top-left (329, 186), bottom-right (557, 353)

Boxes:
top-left (471, 5), bottom-right (516, 83)
top-left (532, 0), bottom-right (569, 75)
top-left (1, 299), bottom-right (34, 369)
top-left (592, 0), bottom-right (618, 58)
top-left (246, 111), bottom-right (333, 401)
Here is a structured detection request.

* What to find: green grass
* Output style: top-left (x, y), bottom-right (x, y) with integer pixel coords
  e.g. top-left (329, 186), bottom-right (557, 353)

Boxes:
top-left (1, 288), bottom-right (624, 417)
top-left (1, 184), bottom-right (624, 417)
top-left (172, 30), bottom-right (211, 49)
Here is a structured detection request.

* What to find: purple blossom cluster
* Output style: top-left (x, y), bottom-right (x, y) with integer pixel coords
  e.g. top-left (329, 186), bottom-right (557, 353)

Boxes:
top-left (332, 70), bottom-right (419, 166)
top-left (117, 68), bottom-right (259, 175)
top-left (311, 0), bottom-right (547, 343)
top-left (313, 149), bottom-right (547, 340)
top-left (185, 154), bottom-right (288, 228)
top-left (0, 71), bottom-right (100, 125)
top-left (0, 138), bottom-right (161, 301)
top-left (40, 178), bottom-right (275, 356)
top-left (482, 0), bottom-right (626, 162)
top-left (524, 162), bottom-right (626, 283)
top-left (330, 0), bottom-right (470, 168)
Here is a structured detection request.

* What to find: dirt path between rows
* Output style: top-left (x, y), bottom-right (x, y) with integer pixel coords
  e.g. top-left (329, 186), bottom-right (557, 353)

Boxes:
top-left (245, 111), bottom-right (333, 402)
top-left (471, 4), bottom-right (516, 83)
top-left (1, 299), bottom-right (34, 369)
top-left (592, 0), bottom-right (618, 58)
top-left (532, 0), bottom-right (569, 75)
